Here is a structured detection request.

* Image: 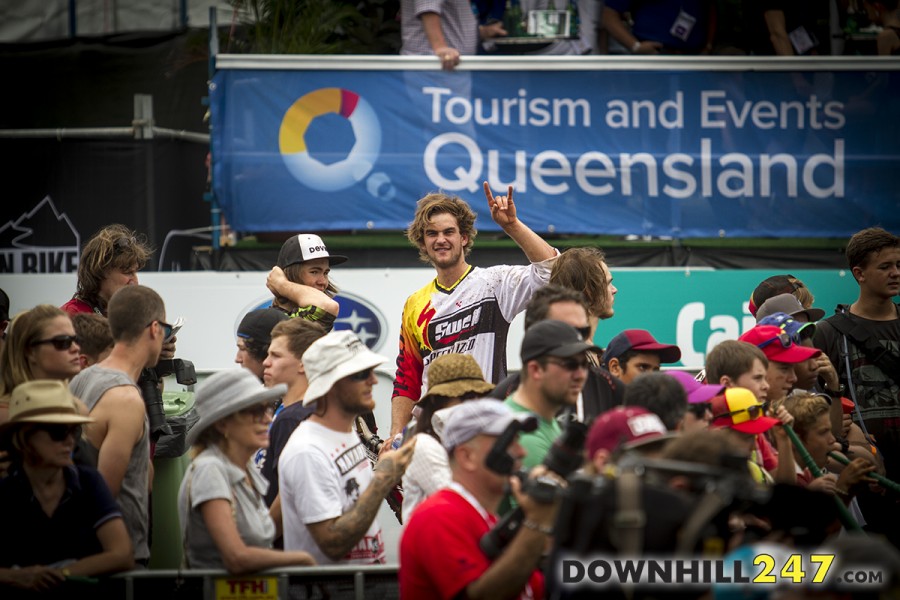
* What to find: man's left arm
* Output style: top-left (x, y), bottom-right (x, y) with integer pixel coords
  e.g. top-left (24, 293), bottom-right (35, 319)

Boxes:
top-left (483, 182), bottom-right (556, 263)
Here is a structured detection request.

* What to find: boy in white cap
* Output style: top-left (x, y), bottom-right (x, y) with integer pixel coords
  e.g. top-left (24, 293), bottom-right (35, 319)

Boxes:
top-left (278, 331), bottom-right (415, 565)
top-left (267, 233), bottom-right (344, 331)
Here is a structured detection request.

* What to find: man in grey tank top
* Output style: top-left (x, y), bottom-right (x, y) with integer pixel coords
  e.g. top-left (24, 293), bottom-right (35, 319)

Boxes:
top-left (69, 285), bottom-right (169, 566)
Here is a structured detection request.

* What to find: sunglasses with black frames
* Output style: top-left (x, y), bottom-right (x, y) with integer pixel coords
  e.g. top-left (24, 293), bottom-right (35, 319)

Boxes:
top-left (348, 368), bottom-right (375, 381)
top-left (712, 403), bottom-right (766, 422)
top-left (545, 356), bottom-right (590, 371)
top-left (35, 424), bottom-right (82, 442)
top-left (29, 335), bottom-right (79, 351)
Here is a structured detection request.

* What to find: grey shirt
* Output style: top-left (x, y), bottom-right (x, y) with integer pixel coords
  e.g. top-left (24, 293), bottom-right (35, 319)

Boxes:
top-left (178, 445), bottom-right (276, 569)
top-left (69, 365), bottom-right (151, 562)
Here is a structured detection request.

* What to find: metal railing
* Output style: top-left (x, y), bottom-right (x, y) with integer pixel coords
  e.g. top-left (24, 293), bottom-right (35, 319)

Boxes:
top-left (111, 564), bottom-right (399, 600)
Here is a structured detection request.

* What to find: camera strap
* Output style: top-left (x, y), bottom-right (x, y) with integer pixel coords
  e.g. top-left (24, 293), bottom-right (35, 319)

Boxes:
top-left (610, 471), bottom-right (645, 556)
top-left (829, 304), bottom-right (900, 384)
top-left (676, 490), bottom-right (728, 556)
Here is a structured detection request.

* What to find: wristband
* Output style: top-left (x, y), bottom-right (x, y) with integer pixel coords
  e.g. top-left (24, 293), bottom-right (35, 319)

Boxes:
top-left (631, 40), bottom-right (641, 53)
top-left (523, 519), bottom-right (553, 535)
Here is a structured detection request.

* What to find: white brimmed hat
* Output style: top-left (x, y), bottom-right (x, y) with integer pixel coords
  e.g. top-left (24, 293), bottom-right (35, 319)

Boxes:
top-left (186, 369), bottom-right (287, 447)
top-left (302, 331), bottom-right (388, 405)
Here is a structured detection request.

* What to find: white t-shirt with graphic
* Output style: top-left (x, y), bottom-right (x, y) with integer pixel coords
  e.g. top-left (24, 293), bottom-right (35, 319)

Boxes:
top-left (279, 419), bottom-right (385, 565)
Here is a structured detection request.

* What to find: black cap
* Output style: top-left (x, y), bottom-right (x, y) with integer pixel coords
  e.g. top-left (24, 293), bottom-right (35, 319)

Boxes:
top-left (237, 308), bottom-right (289, 344)
top-left (520, 320), bottom-right (600, 363)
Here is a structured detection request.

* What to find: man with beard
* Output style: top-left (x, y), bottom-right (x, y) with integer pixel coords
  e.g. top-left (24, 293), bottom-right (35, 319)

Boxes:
top-left (279, 331), bottom-right (415, 565)
top-left (389, 182), bottom-right (558, 443)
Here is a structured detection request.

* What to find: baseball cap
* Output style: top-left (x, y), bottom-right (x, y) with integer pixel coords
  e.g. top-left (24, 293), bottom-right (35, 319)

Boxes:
top-left (302, 330), bottom-right (388, 405)
top-left (277, 233), bottom-right (348, 269)
top-left (755, 293), bottom-right (824, 323)
top-left (666, 370), bottom-right (725, 404)
top-left (237, 308), bottom-right (289, 343)
top-left (436, 398), bottom-right (536, 452)
top-left (602, 329), bottom-right (681, 367)
top-left (520, 320), bottom-right (600, 363)
top-left (586, 406), bottom-right (673, 459)
top-left (757, 312), bottom-right (816, 343)
top-left (710, 387), bottom-right (780, 434)
top-left (748, 274), bottom-right (808, 317)
top-left (738, 325), bottom-right (821, 364)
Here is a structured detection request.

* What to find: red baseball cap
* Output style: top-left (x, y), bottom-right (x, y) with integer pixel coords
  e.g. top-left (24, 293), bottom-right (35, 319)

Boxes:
top-left (710, 387), bottom-right (780, 435)
top-left (602, 329), bottom-right (681, 367)
top-left (586, 406), bottom-right (673, 458)
top-left (738, 325), bottom-right (821, 364)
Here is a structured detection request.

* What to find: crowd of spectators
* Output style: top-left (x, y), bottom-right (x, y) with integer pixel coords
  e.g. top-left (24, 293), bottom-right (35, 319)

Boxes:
top-left (0, 194), bottom-right (898, 598)
top-left (399, 0), bottom-right (899, 67)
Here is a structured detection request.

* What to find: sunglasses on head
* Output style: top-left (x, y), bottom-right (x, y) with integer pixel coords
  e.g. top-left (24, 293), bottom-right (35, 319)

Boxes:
top-left (757, 331), bottom-right (793, 350)
top-left (145, 320), bottom-right (173, 341)
top-left (713, 403), bottom-right (766, 422)
top-left (36, 424), bottom-right (82, 442)
top-left (546, 356), bottom-right (589, 371)
top-left (114, 236), bottom-right (137, 253)
top-left (239, 403), bottom-right (274, 422)
top-left (348, 368), bottom-right (375, 382)
top-left (30, 335), bottom-right (79, 351)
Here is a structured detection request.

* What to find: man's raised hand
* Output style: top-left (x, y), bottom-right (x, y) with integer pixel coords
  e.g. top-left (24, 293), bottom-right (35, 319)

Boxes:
top-left (483, 181), bottom-right (518, 229)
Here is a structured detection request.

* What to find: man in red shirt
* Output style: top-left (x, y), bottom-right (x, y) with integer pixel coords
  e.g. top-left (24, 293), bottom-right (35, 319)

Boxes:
top-left (400, 399), bottom-right (559, 599)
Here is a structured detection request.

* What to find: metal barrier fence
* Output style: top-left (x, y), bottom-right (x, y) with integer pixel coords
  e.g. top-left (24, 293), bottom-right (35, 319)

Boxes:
top-left (106, 565), bottom-right (400, 600)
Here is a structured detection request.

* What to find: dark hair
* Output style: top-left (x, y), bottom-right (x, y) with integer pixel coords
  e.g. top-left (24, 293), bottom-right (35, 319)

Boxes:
top-left (75, 224), bottom-right (152, 312)
top-left (846, 227), bottom-right (900, 271)
top-left (71, 313), bottom-right (113, 361)
top-left (623, 372), bottom-right (688, 430)
top-left (406, 193), bottom-right (477, 264)
top-left (523, 284), bottom-right (589, 330)
top-left (106, 285), bottom-right (165, 343)
top-left (413, 391), bottom-right (482, 440)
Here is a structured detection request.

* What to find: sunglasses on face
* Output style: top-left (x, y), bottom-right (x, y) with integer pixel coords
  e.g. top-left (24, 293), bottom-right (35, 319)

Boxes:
top-left (239, 403), bottom-right (274, 422)
top-left (757, 331), bottom-right (793, 350)
top-left (36, 424), bottom-right (82, 442)
top-left (348, 368), bottom-right (375, 382)
top-left (145, 320), bottom-right (173, 341)
top-left (30, 335), bottom-right (79, 351)
top-left (546, 356), bottom-right (589, 371)
top-left (712, 403), bottom-right (766, 422)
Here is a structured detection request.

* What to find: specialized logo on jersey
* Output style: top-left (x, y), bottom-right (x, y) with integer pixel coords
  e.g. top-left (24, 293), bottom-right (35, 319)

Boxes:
top-left (278, 88), bottom-right (381, 192)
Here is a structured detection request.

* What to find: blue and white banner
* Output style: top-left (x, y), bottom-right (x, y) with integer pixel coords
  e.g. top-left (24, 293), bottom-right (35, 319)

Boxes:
top-left (210, 64), bottom-right (900, 237)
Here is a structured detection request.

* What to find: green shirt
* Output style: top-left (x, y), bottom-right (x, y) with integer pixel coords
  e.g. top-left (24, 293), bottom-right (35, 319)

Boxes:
top-left (498, 396), bottom-right (562, 514)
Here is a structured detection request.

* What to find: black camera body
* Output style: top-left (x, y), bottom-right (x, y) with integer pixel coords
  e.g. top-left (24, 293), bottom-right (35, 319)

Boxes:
top-left (480, 419), bottom-right (588, 559)
top-left (138, 358), bottom-right (196, 441)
